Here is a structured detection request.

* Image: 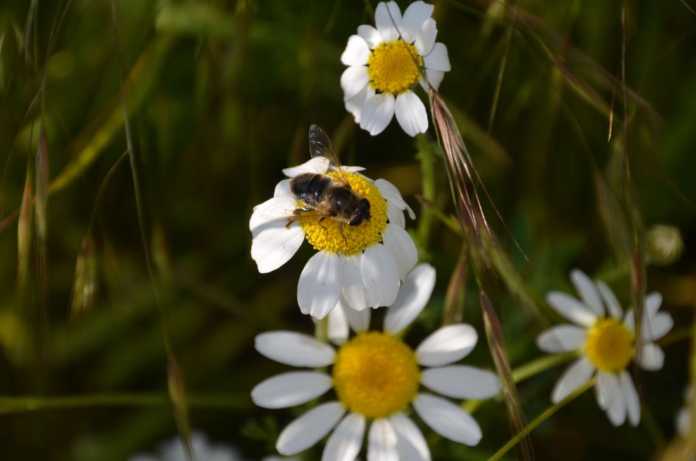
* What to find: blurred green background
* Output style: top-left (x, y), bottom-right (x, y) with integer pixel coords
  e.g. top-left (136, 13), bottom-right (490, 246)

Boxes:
top-left (0, 0), bottom-right (694, 459)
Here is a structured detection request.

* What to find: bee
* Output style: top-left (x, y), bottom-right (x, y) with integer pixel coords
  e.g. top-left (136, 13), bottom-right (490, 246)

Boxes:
top-left (289, 125), bottom-right (371, 227)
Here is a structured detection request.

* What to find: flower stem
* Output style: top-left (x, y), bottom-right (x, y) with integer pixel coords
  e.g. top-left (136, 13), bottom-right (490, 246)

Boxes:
top-left (487, 379), bottom-right (595, 461)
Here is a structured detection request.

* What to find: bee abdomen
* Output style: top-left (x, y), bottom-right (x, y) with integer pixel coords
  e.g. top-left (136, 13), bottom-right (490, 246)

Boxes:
top-left (290, 173), bottom-right (331, 205)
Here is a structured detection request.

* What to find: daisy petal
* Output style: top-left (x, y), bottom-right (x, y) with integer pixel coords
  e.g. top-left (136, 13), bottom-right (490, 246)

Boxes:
top-left (619, 371), bottom-right (641, 426)
top-left (297, 252), bottom-right (343, 319)
top-left (341, 35), bottom-right (370, 66)
top-left (419, 69), bottom-right (445, 91)
top-left (570, 270), bottom-right (604, 316)
top-left (416, 324), bottom-right (477, 367)
top-left (384, 263), bottom-right (436, 334)
top-left (282, 156), bottom-right (330, 177)
top-left (343, 302), bottom-right (371, 332)
top-left (387, 203), bottom-right (406, 228)
top-left (341, 256), bottom-right (369, 311)
top-left (395, 91), bottom-right (428, 137)
top-left (677, 407), bottom-right (690, 437)
top-left (361, 244), bottom-right (400, 308)
top-left (375, 179), bottom-right (415, 219)
top-left (321, 413), bottom-right (365, 461)
top-left (551, 358), bottom-right (594, 403)
top-left (251, 223), bottom-right (305, 274)
top-left (643, 312), bottom-right (673, 341)
top-left (546, 292), bottom-right (597, 327)
top-left (421, 365), bottom-right (500, 400)
top-left (606, 381), bottom-right (627, 426)
top-left (345, 87), bottom-right (369, 124)
top-left (360, 92), bottom-right (396, 136)
top-left (400, 1), bottom-right (434, 43)
top-left (637, 343), bottom-right (665, 371)
top-left (646, 292), bottom-right (663, 316)
top-left (255, 331), bottom-right (335, 367)
top-left (252, 372), bottom-right (333, 409)
top-left (596, 280), bottom-right (622, 319)
top-left (413, 393), bottom-right (482, 446)
top-left (250, 196), bottom-right (297, 234)
top-left (424, 43), bottom-right (451, 71)
top-left (273, 179), bottom-right (293, 198)
top-left (536, 325), bottom-right (586, 353)
top-left (341, 65), bottom-right (370, 100)
top-left (368, 419), bottom-right (398, 461)
top-left (382, 224), bottom-right (418, 279)
top-left (277, 402), bottom-right (345, 456)
top-left (390, 413), bottom-right (431, 461)
top-left (596, 371), bottom-right (621, 410)
top-left (328, 304), bottom-right (349, 345)
top-left (358, 24), bottom-right (383, 49)
top-left (375, 1), bottom-right (402, 42)
top-left (415, 18), bottom-right (437, 55)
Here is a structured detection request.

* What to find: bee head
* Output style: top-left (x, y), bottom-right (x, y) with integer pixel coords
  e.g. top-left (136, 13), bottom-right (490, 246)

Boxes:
top-left (349, 198), bottom-right (371, 226)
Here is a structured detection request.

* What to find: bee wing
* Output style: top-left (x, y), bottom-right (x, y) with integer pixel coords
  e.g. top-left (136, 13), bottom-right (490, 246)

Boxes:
top-left (308, 124), bottom-right (351, 185)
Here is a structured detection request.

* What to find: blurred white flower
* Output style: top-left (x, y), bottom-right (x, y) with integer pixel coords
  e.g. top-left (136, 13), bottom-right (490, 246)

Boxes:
top-left (130, 433), bottom-right (241, 461)
top-left (676, 388), bottom-right (692, 437)
top-left (646, 224), bottom-right (684, 266)
top-left (252, 264), bottom-right (500, 460)
top-left (340, 1), bottom-right (451, 136)
top-left (249, 155), bottom-right (417, 319)
top-left (537, 269), bottom-right (673, 427)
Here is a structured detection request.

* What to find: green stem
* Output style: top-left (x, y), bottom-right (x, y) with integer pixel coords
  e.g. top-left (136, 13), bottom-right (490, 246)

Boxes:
top-left (416, 134), bottom-right (437, 253)
top-left (0, 393), bottom-right (246, 414)
top-left (487, 379), bottom-right (595, 461)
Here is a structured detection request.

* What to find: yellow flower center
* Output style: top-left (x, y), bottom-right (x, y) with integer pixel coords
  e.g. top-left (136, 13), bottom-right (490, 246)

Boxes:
top-left (367, 40), bottom-right (423, 94)
top-left (333, 332), bottom-right (420, 418)
top-left (297, 171), bottom-right (388, 256)
top-left (584, 318), bottom-right (635, 372)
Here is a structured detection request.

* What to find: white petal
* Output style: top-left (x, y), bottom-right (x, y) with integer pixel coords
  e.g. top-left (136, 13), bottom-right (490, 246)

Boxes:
top-left (421, 366), bottom-right (500, 400)
top-left (400, 1), bottom-right (434, 43)
top-left (255, 331), bottom-right (335, 367)
top-left (551, 358), bottom-right (594, 403)
top-left (605, 378), bottom-right (627, 426)
top-left (415, 18), bottom-right (437, 55)
top-left (277, 402), bottom-right (345, 455)
top-left (375, 179), bottom-right (415, 219)
top-left (283, 157), bottom-right (331, 177)
top-left (596, 371), bottom-right (621, 410)
top-left (646, 292), bottom-right (663, 316)
top-left (361, 244), bottom-right (400, 308)
top-left (368, 419), bottom-right (398, 461)
top-left (390, 414), bottom-right (431, 461)
top-left (250, 196), bottom-right (297, 234)
top-left (252, 372), bottom-right (333, 409)
top-left (424, 43), bottom-right (451, 71)
top-left (570, 270), bottom-right (604, 316)
top-left (642, 312), bottom-right (673, 341)
top-left (340, 256), bottom-right (370, 311)
top-left (339, 165), bottom-right (366, 173)
top-left (343, 302), bottom-right (371, 332)
top-left (345, 87), bottom-right (369, 124)
top-left (619, 371), bottom-right (641, 426)
top-left (596, 280), bottom-right (622, 319)
top-left (251, 223), bottom-right (305, 274)
top-left (341, 35), bottom-right (371, 66)
top-left (637, 343), bottom-right (664, 371)
top-left (374, 1), bottom-right (402, 42)
top-left (274, 179), bottom-right (293, 198)
top-left (341, 65), bottom-right (370, 100)
top-left (413, 393), bottom-right (482, 446)
top-left (297, 252), bottom-right (343, 319)
top-left (677, 407), bottom-right (690, 437)
top-left (382, 224), bottom-right (418, 279)
top-left (416, 324), bottom-right (477, 367)
top-left (395, 91), bottom-right (429, 137)
top-left (328, 304), bottom-right (350, 345)
top-left (546, 292), bottom-right (597, 327)
top-left (387, 203), bottom-right (406, 228)
top-left (384, 263), bottom-right (436, 334)
top-left (419, 69), bottom-right (445, 91)
top-left (360, 92), bottom-right (395, 136)
top-left (536, 325), bottom-right (586, 353)
top-left (322, 413), bottom-right (366, 461)
top-left (358, 24), bottom-right (384, 48)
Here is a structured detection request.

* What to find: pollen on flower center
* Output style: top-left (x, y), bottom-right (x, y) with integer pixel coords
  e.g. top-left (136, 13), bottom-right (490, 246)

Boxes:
top-left (368, 40), bottom-right (423, 94)
top-left (584, 318), bottom-right (635, 372)
top-left (333, 332), bottom-right (420, 418)
top-left (297, 171), bottom-right (388, 256)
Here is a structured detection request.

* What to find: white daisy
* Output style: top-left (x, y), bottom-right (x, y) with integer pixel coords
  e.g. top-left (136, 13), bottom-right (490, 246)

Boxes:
top-left (340, 1), bottom-right (451, 136)
top-left (676, 388), bottom-right (692, 437)
top-left (249, 155), bottom-right (417, 319)
top-left (537, 269), bottom-right (674, 427)
top-left (130, 432), bottom-right (242, 461)
top-left (252, 264), bottom-right (500, 460)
